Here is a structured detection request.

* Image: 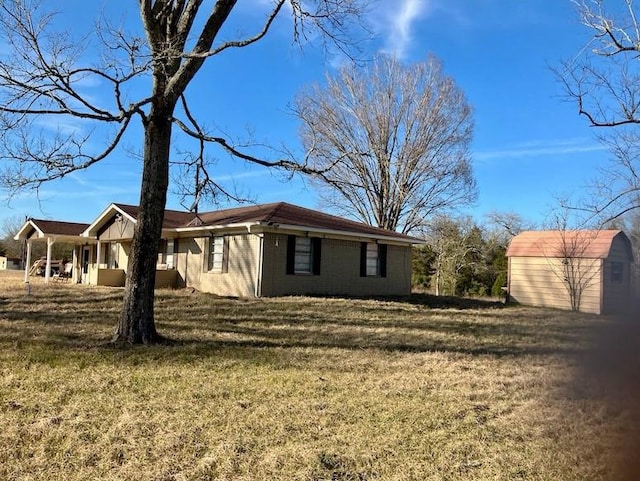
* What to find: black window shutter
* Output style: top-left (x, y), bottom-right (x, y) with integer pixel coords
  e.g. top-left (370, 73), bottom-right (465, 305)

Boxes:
top-left (286, 235), bottom-right (296, 275)
top-left (312, 238), bottom-right (322, 275)
top-left (379, 244), bottom-right (388, 278)
top-left (360, 242), bottom-right (367, 277)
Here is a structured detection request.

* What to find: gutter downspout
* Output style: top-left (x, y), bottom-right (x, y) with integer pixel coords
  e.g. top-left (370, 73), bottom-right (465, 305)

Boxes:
top-left (247, 224), bottom-right (264, 298)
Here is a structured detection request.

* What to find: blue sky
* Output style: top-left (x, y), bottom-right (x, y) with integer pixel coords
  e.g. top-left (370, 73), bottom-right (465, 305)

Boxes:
top-left (0, 0), bottom-right (607, 230)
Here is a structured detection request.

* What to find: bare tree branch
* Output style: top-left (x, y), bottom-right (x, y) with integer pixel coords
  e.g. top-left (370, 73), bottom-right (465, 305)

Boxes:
top-left (559, 0), bottom-right (640, 221)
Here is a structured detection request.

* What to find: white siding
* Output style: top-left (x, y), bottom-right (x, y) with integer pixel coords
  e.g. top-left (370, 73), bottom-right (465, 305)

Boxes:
top-left (177, 234), bottom-right (258, 298)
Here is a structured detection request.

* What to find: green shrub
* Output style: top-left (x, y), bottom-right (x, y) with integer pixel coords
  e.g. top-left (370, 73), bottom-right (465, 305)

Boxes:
top-left (491, 272), bottom-right (507, 298)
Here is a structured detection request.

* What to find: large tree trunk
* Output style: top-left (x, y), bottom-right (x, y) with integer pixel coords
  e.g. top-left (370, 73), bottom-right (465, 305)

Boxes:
top-left (113, 107), bottom-right (173, 344)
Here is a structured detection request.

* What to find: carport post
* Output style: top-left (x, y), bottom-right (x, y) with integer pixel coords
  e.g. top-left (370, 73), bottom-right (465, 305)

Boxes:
top-left (72, 246), bottom-right (78, 283)
top-left (45, 237), bottom-right (54, 284)
top-left (24, 240), bottom-right (32, 283)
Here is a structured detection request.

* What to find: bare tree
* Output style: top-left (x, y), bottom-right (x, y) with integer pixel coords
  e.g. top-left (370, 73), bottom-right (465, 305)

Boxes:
top-left (0, 0), bottom-right (369, 344)
top-left (1, 215), bottom-right (26, 260)
top-left (561, 0), bottom-right (640, 221)
top-left (544, 209), bottom-right (601, 312)
top-left (552, 230), bottom-right (601, 312)
top-left (485, 210), bottom-right (535, 244)
top-left (294, 54), bottom-right (476, 234)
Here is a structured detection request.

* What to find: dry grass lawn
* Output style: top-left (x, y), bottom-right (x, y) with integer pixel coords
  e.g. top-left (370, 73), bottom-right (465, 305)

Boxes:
top-left (0, 270), bottom-right (638, 480)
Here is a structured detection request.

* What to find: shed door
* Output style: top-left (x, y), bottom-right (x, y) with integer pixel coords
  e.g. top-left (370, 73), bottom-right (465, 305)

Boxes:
top-left (603, 259), bottom-right (630, 314)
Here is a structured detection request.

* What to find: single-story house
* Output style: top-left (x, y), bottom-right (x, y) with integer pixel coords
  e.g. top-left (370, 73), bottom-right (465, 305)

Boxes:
top-left (0, 256), bottom-right (22, 270)
top-left (15, 202), bottom-right (419, 297)
top-left (506, 230), bottom-right (634, 314)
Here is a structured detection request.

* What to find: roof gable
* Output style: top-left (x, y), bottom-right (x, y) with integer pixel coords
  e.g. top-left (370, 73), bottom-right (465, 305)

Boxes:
top-left (113, 204), bottom-right (194, 229)
top-left (506, 230), bottom-right (628, 259)
top-left (15, 219), bottom-right (89, 240)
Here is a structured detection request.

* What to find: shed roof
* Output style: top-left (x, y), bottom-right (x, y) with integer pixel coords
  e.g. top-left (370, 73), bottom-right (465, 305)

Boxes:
top-left (506, 230), bottom-right (627, 259)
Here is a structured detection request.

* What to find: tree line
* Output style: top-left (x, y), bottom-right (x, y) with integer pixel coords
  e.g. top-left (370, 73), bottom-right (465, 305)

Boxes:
top-left (411, 214), bottom-right (521, 299)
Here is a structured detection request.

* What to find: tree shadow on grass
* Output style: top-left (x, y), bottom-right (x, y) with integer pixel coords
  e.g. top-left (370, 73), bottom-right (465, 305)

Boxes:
top-left (0, 288), bottom-right (603, 366)
top-left (405, 293), bottom-right (506, 310)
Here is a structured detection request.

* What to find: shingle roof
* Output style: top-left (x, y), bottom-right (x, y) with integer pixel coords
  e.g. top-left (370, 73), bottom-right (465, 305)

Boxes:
top-left (189, 202), bottom-right (416, 240)
top-left (29, 219), bottom-right (90, 237)
top-left (506, 230), bottom-right (624, 259)
top-left (115, 201), bottom-right (416, 242)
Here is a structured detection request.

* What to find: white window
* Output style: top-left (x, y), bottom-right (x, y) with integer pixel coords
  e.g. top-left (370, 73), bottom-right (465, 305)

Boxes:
top-left (366, 242), bottom-right (379, 276)
top-left (166, 239), bottom-right (174, 269)
top-left (361, 242), bottom-right (387, 278)
top-left (208, 236), bottom-right (226, 273)
top-left (286, 236), bottom-right (321, 275)
top-left (108, 242), bottom-right (119, 269)
top-left (100, 242), bottom-right (119, 269)
top-left (295, 237), bottom-right (313, 273)
top-left (157, 240), bottom-right (166, 265)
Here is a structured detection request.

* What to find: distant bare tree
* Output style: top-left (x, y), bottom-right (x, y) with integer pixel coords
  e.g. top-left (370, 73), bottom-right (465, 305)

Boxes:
top-left (294, 54), bottom-right (476, 234)
top-left (485, 210), bottom-right (535, 246)
top-left (0, 0), bottom-right (370, 344)
top-left (560, 0), bottom-right (640, 221)
top-left (1, 215), bottom-right (26, 259)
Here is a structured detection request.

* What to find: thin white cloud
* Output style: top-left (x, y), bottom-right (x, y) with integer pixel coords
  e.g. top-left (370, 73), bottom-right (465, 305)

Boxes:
top-left (378, 0), bottom-right (430, 59)
top-left (211, 170), bottom-right (267, 183)
top-left (34, 117), bottom-right (86, 136)
top-left (474, 139), bottom-right (607, 162)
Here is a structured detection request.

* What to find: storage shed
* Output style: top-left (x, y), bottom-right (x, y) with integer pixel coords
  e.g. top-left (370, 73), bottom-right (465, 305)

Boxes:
top-left (506, 230), bottom-right (634, 314)
top-left (0, 256), bottom-right (22, 270)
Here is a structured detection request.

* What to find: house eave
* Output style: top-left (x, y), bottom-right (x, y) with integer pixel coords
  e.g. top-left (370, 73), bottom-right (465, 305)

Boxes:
top-left (174, 221), bottom-right (419, 245)
top-left (174, 221), bottom-right (264, 236)
top-left (268, 223), bottom-right (419, 245)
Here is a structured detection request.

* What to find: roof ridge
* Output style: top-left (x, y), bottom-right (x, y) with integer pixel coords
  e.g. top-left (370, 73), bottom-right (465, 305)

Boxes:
top-left (518, 229), bottom-right (622, 234)
top-left (108, 201), bottom-right (416, 239)
top-left (31, 218), bottom-right (90, 226)
top-left (113, 202), bottom-right (192, 216)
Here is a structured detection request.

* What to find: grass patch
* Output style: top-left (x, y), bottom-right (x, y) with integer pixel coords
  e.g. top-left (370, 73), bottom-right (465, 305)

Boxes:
top-left (0, 270), bottom-right (637, 480)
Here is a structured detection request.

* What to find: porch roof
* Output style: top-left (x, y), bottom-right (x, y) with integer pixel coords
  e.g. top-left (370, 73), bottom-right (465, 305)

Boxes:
top-left (14, 219), bottom-right (91, 243)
